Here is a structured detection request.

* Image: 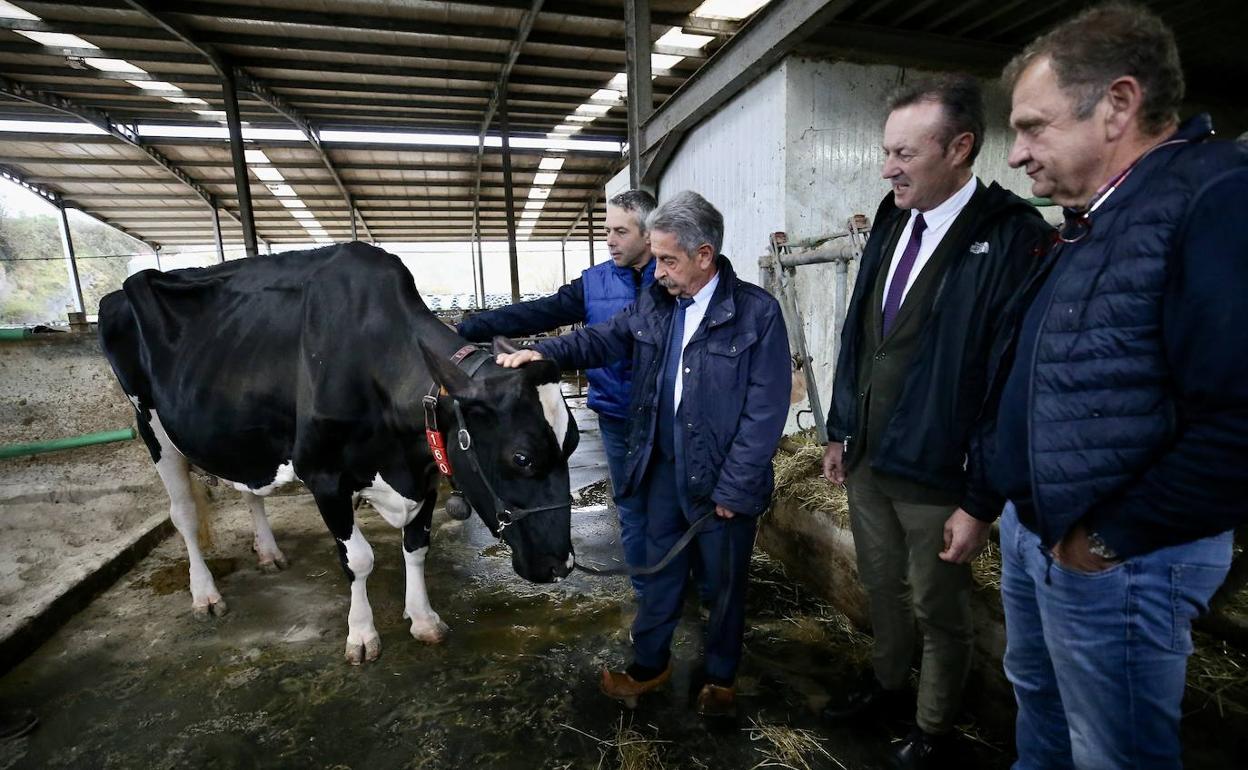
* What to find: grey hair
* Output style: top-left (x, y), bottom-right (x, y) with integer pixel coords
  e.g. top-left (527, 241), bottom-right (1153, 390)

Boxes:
top-left (645, 191), bottom-right (724, 256)
top-left (607, 189), bottom-right (657, 232)
top-left (1002, 2), bottom-right (1183, 136)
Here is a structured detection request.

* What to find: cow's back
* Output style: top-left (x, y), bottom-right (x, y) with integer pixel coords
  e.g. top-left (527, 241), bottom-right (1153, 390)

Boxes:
top-left (98, 243), bottom-right (421, 489)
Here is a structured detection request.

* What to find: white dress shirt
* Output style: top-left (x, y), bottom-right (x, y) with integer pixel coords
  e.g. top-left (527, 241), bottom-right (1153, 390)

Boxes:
top-left (673, 270), bottom-right (721, 412)
top-left (881, 175), bottom-right (978, 308)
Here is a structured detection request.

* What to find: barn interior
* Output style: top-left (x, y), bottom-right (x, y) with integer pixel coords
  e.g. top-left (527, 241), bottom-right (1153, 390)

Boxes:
top-left (2, 1), bottom-right (1248, 768)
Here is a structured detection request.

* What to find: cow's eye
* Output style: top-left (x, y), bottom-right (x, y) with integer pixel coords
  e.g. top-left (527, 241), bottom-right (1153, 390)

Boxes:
top-left (512, 452), bottom-right (532, 468)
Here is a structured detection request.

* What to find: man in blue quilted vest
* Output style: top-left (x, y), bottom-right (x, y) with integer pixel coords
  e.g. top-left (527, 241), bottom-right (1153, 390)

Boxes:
top-left (457, 190), bottom-right (657, 594)
top-left (965, 4), bottom-right (1248, 767)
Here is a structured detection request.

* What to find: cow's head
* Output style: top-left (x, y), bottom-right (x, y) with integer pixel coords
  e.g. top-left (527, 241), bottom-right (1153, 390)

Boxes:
top-left (420, 341), bottom-right (578, 583)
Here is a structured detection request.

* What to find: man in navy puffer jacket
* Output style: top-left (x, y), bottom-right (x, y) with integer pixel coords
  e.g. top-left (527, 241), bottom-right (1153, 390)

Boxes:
top-left (966, 5), bottom-right (1248, 768)
top-left (458, 191), bottom-right (657, 594)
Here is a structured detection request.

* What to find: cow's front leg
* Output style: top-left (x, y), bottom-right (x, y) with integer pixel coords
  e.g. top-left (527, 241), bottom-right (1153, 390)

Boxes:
top-left (241, 491), bottom-right (288, 572)
top-left (402, 492), bottom-right (447, 643)
top-left (312, 486), bottom-right (381, 664)
top-left (341, 525), bottom-right (381, 664)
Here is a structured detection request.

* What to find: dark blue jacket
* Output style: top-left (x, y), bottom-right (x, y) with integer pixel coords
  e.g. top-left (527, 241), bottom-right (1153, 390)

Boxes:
top-left (535, 256), bottom-right (791, 516)
top-left (974, 114), bottom-right (1248, 558)
top-left (457, 259), bottom-right (656, 419)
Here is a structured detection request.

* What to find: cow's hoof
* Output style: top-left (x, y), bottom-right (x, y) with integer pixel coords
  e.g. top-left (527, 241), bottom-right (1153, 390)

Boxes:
top-left (345, 635), bottom-right (381, 665)
top-left (191, 597), bottom-right (228, 619)
top-left (408, 614), bottom-right (449, 644)
top-left (257, 554), bottom-right (288, 573)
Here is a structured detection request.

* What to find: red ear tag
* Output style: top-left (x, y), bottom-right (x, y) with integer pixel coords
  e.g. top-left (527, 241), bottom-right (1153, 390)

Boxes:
top-left (426, 428), bottom-right (454, 476)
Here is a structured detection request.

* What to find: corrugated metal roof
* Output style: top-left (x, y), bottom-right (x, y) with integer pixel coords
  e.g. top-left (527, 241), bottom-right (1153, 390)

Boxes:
top-left (0, 0), bottom-right (732, 246)
top-left (1, 0), bottom-right (1242, 248)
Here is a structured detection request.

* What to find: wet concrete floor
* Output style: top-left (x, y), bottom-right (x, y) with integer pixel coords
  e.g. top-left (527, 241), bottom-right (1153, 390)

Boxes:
top-left (0, 475), bottom-right (1021, 770)
top-left (0, 406), bottom-right (1017, 769)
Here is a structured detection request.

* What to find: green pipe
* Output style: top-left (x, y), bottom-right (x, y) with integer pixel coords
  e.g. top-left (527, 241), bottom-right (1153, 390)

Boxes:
top-left (0, 328), bottom-right (34, 341)
top-left (0, 428), bottom-right (137, 460)
top-left (1027, 196), bottom-right (1058, 207)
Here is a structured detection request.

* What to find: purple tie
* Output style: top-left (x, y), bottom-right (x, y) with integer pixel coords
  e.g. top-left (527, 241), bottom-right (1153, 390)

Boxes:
top-left (882, 212), bottom-right (926, 335)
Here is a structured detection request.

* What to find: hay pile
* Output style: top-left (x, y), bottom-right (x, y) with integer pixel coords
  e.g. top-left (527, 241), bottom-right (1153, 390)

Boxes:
top-left (559, 717), bottom-right (670, 770)
top-left (744, 717), bottom-right (842, 770)
top-left (772, 432), bottom-right (849, 527)
top-left (750, 550), bottom-right (874, 666)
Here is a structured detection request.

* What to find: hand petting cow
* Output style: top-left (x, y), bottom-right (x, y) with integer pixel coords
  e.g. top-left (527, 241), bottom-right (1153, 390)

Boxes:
top-left (98, 242), bottom-right (578, 664)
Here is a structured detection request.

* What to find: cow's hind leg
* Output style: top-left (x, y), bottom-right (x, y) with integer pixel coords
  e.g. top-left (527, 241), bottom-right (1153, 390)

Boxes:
top-left (402, 491), bottom-right (448, 643)
top-left (148, 415), bottom-right (226, 617)
top-left (313, 489), bottom-right (381, 664)
top-left (241, 491), bottom-right (288, 572)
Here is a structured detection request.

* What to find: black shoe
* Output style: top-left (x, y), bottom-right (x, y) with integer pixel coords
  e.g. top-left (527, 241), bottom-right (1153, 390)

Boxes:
top-left (822, 672), bottom-right (912, 724)
top-left (891, 727), bottom-right (952, 770)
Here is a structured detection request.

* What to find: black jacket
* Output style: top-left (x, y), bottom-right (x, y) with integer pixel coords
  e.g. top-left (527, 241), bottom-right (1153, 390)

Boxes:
top-left (826, 180), bottom-right (1052, 500)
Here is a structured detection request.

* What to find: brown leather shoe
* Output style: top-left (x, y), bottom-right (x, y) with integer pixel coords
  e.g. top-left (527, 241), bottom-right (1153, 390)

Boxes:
top-left (600, 664), bottom-right (672, 708)
top-left (695, 683), bottom-right (736, 718)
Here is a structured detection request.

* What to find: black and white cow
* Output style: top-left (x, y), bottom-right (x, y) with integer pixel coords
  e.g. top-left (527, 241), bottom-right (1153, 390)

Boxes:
top-left (98, 242), bottom-right (578, 663)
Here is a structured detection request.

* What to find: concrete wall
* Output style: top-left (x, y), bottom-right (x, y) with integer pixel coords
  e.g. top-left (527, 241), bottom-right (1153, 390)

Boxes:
top-left (653, 55), bottom-right (1054, 426)
top-left (656, 65), bottom-right (788, 267)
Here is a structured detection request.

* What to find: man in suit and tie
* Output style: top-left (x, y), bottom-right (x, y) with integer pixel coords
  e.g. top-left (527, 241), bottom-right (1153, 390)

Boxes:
top-left (497, 191), bottom-right (791, 717)
top-left (821, 75), bottom-right (1051, 768)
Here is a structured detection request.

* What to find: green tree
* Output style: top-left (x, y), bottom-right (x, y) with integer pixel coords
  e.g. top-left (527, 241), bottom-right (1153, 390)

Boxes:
top-left (0, 205), bottom-right (148, 325)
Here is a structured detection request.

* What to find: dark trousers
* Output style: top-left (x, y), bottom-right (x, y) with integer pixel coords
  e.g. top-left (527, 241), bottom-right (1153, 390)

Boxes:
top-left (598, 413), bottom-right (647, 594)
top-left (629, 456), bottom-right (757, 684)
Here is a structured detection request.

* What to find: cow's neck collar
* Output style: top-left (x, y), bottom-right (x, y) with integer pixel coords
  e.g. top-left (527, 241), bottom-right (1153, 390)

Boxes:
top-left (424, 343), bottom-right (569, 538)
top-left (448, 344), bottom-right (491, 381)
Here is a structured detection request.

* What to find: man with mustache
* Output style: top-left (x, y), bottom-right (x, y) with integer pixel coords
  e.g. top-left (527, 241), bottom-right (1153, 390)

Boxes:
top-left (497, 191), bottom-right (791, 717)
top-left (821, 75), bottom-right (1050, 768)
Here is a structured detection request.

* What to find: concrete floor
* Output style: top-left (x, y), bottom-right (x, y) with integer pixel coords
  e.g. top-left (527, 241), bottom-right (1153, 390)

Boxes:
top-left (0, 405), bottom-right (1012, 770)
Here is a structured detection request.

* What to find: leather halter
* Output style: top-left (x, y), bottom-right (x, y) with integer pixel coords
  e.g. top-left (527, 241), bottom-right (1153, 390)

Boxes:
top-left (422, 344), bottom-right (571, 536)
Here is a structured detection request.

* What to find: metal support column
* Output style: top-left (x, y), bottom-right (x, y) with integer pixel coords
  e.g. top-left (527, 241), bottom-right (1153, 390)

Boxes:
top-left (468, 239), bottom-right (479, 311)
top-left (211, 205), bottom-right (225, 263)
top-left (350, 207), bottom-right (359, 242)
top-left (474, 228), bottom-right (485, 309)
top-left (499, 96), bottom-right (521, 304)
top-left (221, 66), bottom-right (258, 257)
top-left (560, 239), bottom-right (567, 285)
top-left (587, 203), bottom-right (596, 265)
top-left (624, 0), bottom-right (653, 189)
top-left (56, 198), bottom-right (85, 314)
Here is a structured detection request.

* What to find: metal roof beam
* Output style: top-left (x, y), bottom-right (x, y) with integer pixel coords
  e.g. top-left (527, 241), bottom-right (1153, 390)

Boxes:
top-left (561, 168), bottom-right (617, 239)
top-left (1, 163), bottom-right (158, 249)
top-left (119, 0), bottom-right (372, 242)
top-left (640, 0), bottom-right (856, 185)
top-left (1, 157), bottom-right (613, 174)
top-left (0, 60), bottom-right (681, 96)
top-left (3, 130), bottom-right (621, 156)
top-left (472, 0), bottom-right (544, 249)
top-left (139, 1), bottom-right (708, 58)
top-left (0, 74), bottom-right (235, 220)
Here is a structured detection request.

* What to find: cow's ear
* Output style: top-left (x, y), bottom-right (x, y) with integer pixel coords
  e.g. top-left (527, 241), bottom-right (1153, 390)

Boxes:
top-left (492, 335), bottom-right (520, 355)
top-left (561, 409), bottom-right (580, 459)
top-left (519, 358), bottom-right (561, 387)
top-left (418, 340), bottom-right (483, 400)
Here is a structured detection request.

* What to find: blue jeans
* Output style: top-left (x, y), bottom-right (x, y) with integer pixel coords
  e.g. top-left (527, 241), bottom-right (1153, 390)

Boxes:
top-left (999, 503), bottom-right (1232, 770)
top-left (598, 414), bottom-right (647, 594)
